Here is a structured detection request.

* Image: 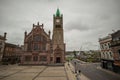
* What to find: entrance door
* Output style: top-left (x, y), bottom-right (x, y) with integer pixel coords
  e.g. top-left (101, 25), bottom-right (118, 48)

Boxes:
top-left (56, 57), bottom-right (61, 63)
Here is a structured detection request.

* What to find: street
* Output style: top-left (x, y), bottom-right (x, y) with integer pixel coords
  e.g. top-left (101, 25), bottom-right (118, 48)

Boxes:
top-left (71, 59), bottom-right (120, 80)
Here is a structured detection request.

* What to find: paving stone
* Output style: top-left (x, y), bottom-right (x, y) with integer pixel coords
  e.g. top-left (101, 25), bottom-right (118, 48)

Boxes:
top-left (35, 76), bottom-right (67, 80)
top-left (2, 73), bottom-right (38, 80)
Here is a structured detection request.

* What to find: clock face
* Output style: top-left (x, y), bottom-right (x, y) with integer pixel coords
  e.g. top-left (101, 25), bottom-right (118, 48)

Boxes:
top-left (56, 19), bottom-right (60, 23)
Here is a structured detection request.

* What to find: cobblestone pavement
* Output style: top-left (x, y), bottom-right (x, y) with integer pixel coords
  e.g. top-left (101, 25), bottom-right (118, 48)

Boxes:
top-left (0, 65), bottom-right (68, 80)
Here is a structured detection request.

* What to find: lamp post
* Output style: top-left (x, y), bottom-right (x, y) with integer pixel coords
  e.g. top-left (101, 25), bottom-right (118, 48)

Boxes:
top-left (74, 62), bottom-right (77, 73)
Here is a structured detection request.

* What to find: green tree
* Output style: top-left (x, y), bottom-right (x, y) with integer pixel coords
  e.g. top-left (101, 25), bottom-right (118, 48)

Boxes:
top-left (73, 50), bottom-right (77, 58)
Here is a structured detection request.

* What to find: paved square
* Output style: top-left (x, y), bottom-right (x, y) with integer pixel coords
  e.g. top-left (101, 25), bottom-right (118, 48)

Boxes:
top-left (0, 65), bottom-right (68, 80)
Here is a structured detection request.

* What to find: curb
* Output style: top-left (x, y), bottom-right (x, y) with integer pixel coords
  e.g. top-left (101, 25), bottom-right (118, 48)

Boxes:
top-left (69, 62), bottom-right (90, 80)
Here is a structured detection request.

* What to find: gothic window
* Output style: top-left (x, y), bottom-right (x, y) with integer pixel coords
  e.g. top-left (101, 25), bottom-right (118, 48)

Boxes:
top-left (41, 36), bottom-right (47, 43)
top-left (33, 56), bottom-right (38, 61)
top-left (34, 35), bottom-right (41, 42)
top-left (40, 56), bottom-right (47, 61)
top-left (42, 44), bottom-right (46, 50)
top-left (25, 56), bottom-right (31, 61)
top-left (28, 42), bottom-right (31, 51)
top-left (56, 25), bottom-right (61, 28)
top-left (43, 37), bottom-right (47, 43)
top-left (34, 44), bottom-right (39, 51)
top-left (41, 36), bottom-right (43, 41)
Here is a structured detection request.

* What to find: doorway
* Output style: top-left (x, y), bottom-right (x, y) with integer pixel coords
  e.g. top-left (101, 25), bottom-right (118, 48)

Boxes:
top-left (56, 57), bottom-right (61, 63)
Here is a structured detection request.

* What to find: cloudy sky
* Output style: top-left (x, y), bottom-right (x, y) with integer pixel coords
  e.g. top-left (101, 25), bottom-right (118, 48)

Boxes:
top-left (0, 0), bottom-right (120, 51)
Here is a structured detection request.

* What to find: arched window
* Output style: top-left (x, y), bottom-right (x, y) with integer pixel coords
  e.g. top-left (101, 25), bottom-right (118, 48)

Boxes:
top-left (34, 44), bottom-right (39, 51)
top-left (28, 42), bottom-right (32, 51)
top-left (34, 35), bottom-right (41, 42)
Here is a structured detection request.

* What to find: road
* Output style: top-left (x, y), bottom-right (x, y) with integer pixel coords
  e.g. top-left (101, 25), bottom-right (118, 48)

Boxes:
top-left (71, 59), bottom-right (120, 80)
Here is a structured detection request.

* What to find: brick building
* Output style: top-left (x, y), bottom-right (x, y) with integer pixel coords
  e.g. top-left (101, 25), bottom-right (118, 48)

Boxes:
top-left (2, 43), bottom-right (22, 64)
top-left (21, 9), bottom-right (65, 65)
top-left (0, 32), bottom-right (6, 62)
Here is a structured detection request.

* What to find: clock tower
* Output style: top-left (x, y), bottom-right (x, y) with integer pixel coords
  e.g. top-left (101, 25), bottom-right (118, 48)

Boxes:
top-left (52, 8), bottom-right (65, 64)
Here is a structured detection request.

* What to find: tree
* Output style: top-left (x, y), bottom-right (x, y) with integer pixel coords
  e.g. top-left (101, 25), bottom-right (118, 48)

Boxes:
top-left (73, 50), bottom-right (77, 58)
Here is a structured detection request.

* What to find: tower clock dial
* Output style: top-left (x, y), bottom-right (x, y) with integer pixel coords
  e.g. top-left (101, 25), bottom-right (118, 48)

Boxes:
top-left (56, 19), bottom-right (60, 23)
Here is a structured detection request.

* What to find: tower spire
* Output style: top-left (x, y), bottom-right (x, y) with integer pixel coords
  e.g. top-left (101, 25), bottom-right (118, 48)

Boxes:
top-left (56, 8), bottom-right (60, 17)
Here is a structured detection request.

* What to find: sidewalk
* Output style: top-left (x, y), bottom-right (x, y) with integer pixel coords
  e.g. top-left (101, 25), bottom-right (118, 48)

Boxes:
top-left (65, 62), bottom-right (90, 80)
top-left (97, 66), bottom-right (120, 77)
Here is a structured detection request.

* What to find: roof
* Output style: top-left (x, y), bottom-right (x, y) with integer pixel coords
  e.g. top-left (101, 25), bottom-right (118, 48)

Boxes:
top-left (56, 8), bottom-right (61, 17)
top-left (5, 43), bottom-right (19, 48)
top-left (112, 30), bottom-right (120, 38)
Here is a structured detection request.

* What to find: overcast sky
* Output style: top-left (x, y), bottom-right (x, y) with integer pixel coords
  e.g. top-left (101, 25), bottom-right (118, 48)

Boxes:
top-left (0, 0), bottom-right (120, 51)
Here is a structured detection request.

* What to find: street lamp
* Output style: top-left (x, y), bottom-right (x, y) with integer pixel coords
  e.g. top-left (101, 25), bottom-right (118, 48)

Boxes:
top-left (74, 62), bottom-right (77, 73)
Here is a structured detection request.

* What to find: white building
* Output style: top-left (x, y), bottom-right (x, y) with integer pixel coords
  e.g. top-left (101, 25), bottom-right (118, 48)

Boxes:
top-left (99, 34), bottom-right (114, 70)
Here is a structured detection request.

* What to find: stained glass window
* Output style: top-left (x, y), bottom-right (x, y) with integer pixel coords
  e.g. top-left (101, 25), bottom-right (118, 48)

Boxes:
top-left (34, 35), bottom-right (41, 42)
top-left (34, 44), bottom-right (39, 51)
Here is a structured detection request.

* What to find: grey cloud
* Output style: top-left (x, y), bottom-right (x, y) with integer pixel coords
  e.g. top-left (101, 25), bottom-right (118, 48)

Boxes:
top-left (0, 0), bottom-right (120, 51)
top-left (65, 21), bottom-right (90, 31)
top-left (96, 14), bottom-right (111, 21)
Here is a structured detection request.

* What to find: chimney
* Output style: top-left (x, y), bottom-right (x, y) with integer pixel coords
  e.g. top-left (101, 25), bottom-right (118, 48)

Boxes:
top-left (24, 31), bottom-right (27, 38)
top-left (4, 32), bottom-right (7, 39)
top-left (33, 23), bottom-right (35, 28)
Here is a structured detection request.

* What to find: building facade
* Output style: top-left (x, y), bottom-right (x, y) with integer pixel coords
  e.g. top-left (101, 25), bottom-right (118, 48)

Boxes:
top-left (21, 22), bottom-right (51, 64)
top-left (21, 9), bottom-right (65, 65)
top-left (99, 35), bottom-right (114, 70)
top-left (0, 33), bottom-right (6, 62)
top-left (52, 8), bottom-right (65, 63)
top-left (2, 43), bottom-right (21, 64)
top-left (111, 30), bottom-right (120, 73)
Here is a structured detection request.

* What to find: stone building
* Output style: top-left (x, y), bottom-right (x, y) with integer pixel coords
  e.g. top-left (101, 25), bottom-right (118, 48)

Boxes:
top-left (21, 9), bottom-right (65, 65)
top-left (99, 30), bottom-right (120, 73)
top-left (111, 30), bottom-right (120, 73)
top-left (99, 35), bottom-right (114, 70)
top-left (0, 32), bottom-right (6, 62)
top-left (52, 8), bottom-right (65, 63)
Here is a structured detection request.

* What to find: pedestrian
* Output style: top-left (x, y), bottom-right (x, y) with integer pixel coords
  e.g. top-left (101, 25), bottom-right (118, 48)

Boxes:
top-left (68, 60), bottom-right (70, 66)
top-left (78, 70), bottom-right (81, 75)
